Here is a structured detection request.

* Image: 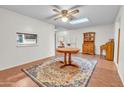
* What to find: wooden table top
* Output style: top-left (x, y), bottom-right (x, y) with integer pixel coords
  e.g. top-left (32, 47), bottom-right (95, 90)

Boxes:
top-left (56, 48), bottom-right (80, 53)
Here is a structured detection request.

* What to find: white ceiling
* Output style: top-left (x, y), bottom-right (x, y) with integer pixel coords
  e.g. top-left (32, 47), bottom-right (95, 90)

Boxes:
top-left (0, 5), bottom-right (120, 30)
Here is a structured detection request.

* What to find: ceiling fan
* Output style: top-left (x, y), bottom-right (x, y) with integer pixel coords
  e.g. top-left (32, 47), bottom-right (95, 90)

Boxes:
top-left (48, 5), bottom-right (82, 22)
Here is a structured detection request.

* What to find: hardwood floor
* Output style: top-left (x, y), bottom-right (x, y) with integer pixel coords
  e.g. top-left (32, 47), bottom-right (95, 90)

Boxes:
top-left (0, 54), bottom-right (123, 87)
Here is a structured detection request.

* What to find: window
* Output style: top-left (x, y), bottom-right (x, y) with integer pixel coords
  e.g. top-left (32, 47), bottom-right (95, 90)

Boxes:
top-left (17, 33), bottom-right (37, 46)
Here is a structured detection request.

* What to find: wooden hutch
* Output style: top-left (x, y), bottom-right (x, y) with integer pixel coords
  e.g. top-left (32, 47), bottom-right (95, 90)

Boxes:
top-left (82, 32), bottom-right (95, 55)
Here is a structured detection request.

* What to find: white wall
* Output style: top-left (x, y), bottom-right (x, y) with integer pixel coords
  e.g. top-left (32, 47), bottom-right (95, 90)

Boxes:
top-left (0, 8), bottom-right (55, 70)
top-left (114, 6), bottom-right (124, 85)
top-left (56, 24), bottom-right (114, 55)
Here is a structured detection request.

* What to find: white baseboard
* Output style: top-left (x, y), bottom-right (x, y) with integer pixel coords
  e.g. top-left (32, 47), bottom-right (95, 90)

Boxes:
top-left (114, 62), bottom-right (124, 86)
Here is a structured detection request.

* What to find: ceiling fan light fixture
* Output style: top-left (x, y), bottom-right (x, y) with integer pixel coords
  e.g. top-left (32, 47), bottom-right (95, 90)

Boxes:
top-left (61, 17), bottom-right (68, 22)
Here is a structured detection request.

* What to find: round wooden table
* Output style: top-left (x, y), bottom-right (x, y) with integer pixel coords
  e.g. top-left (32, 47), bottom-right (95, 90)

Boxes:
top-left (56, 48), bottom-right (80, 68)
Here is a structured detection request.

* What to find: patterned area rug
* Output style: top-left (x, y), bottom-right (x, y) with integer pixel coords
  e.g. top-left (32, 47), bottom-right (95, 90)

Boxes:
top-left (23, 57), bottom-right (97, 87)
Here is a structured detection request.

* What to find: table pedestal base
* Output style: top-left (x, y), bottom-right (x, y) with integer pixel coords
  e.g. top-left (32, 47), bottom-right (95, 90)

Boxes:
top-left (60, 63), bottom-right (79, 68)
top-left (59, 61), bottom-right (64, 64)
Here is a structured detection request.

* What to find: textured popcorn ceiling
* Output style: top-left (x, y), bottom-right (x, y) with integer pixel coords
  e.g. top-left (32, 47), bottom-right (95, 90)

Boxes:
top-left (0, 5), bottom-right (120, 29)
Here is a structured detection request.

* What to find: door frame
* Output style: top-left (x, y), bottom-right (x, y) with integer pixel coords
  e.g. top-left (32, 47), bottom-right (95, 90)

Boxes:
top-left (117, 28), bottom-right (120, 64)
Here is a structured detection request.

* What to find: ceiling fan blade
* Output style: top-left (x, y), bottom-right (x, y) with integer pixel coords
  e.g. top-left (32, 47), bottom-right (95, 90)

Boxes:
top-left (51, 5), bottom-right (61, 10)
top-left (54, 16), bottom-right (62, 20)
top-left (69, 5), bottom-right (84, 10)
top-left (53, 9), bottom-right (60, 13)
top-left (69, 9), bottom-right (79, 15)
